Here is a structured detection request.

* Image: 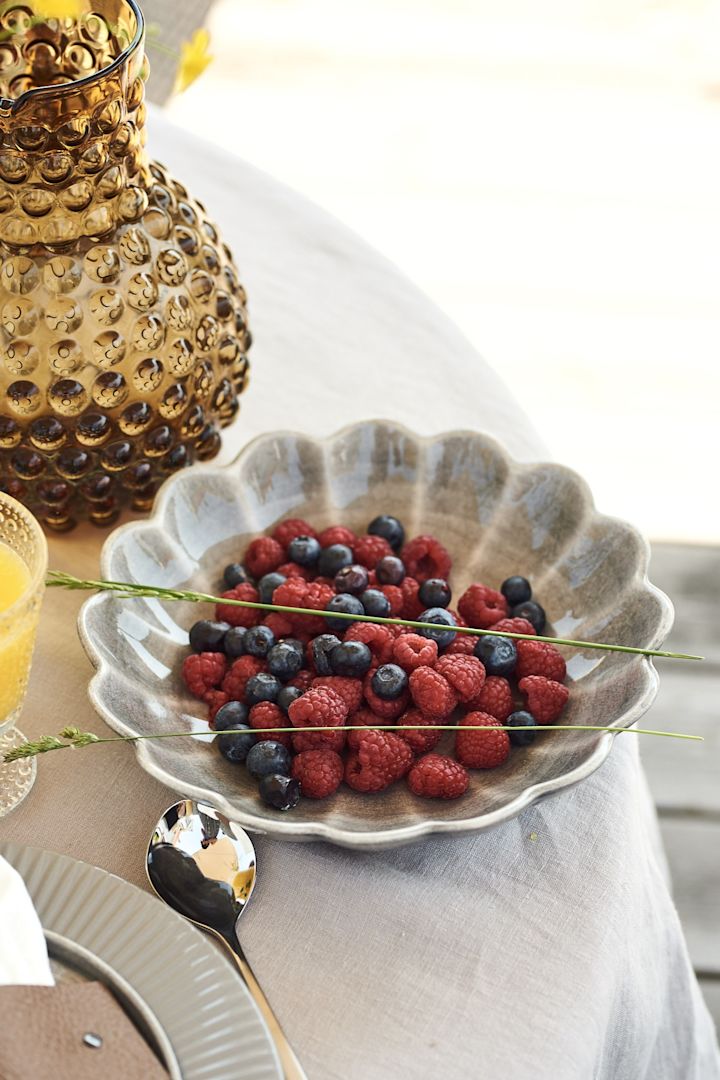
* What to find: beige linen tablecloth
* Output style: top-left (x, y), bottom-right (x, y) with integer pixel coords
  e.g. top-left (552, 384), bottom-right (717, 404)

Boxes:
top-left (1, 112), bottom-right (718, 1080)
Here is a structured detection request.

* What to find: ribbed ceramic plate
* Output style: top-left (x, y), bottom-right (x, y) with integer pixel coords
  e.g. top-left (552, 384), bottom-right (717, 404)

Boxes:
top-left (79, 421), bottom-right (673, 849)
top-left (0, 842), bottom-right (282, 1080)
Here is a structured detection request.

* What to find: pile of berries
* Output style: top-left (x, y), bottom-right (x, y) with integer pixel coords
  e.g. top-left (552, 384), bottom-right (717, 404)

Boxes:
top-left (180, 515), bottom-right (569, 810)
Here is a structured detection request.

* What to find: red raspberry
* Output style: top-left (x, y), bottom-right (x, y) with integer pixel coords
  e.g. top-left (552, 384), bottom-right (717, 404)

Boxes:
top-left (182, 652), bottom-right (227, 698)
top-left (222, 655), bottom-right (265, 700)
top-left (400, 535), bottom-right (452, 583)
top-left (244, 536), bottom-right (284, 578)
top-left (215, 582), bottom-right (261, 628)
top-left (379, 584), bottom-right (404, 616)
top-left (351, 707), bottom-right (385, 727)
top-left (407, 754), bottom-right (468, 799)
top-left (444, 633), bottom-right (476, 655)
top-left (276, 561), bottom-right (313, 581)
top-left (392, 633), bottom-right (438, 672)
top-left (345, 729), bottom-right (413, 792)
top-left (249, 701), bottom-right (292, 749)
top-left (467, 675), bottom-right (513, 722)
top-left (492, 617), bottom-right (537, 637)
top-left (318, 525), bottom-right (357, 549)
top-left (289, 685), bottom-right (348, 729)
top-left (434, 654), bottom-right (486, 703)
top-left (314, 576), bottom-right (335, 588)
top-left (519, 676), bottom-right (569, 724)
top-left (262, 612), bottom-right (295, 638)
top-left (292, 728), bottom-right (346, 753)
top-left (343, 622), bottom-right (395, 664)
top-left (353, 534), bottom-right (393, 569)
top-left (292, 750), bottom-right (344, 798)
top-left (396, 708), bottom-right (443, 754)
top-left (458, 584), bottom-right (508, 628)
top-left (299, 581), bottom-right (335, 635)
top-left (271, 577), bottom-right (308, 609)
top-left (206, 690), bottom-right (229, 724)
top-left (409, 666), bottom-right (458, 719)
top-left (312, 675), bottom-right (364, 715)
top-left (271, 518), bottom-right (317, 549)
top-left (400, 576), bottom-right (424, 620)
top-left (362, 674), bottom-right (409, 719)
top-left (455, 711), bottom-right (510, 769)
top-left (516, 640), bottom-right (566, 682)
top-left (289, 669), bottom-right (314, 691)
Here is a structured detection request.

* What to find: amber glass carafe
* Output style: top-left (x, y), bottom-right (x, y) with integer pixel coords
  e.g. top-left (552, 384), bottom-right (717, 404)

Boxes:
top-left (0, 0), bottom-right (250, 529)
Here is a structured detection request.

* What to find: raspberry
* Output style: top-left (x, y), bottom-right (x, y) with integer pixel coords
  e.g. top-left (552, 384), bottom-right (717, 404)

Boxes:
top-left (519, 676), bottom-right (569, 724)
top-left (249, 701), bottom-right (291, 749)
top-left (353, 534), bottom-right (393, 569)
top-left (396, 708), bottom-right (443, 754)
top-left (292, 749), bottom-right (344, 798)
top-left (299, 581), bottom-right (336, 635)
top-left (467, 675), bottom-right (513, 722)
top-left (271, 518), bottom-right (317, 549)
top-left (345, 729), bottom-right (413, 792)
top-left (492, 617), bottom-right (537, 637)
top-left (222, 655), bottom-right (265, 700)
top-left (362, 673), bottom-right (409, 719)
top-left (434, 654), bottom-right (485, 702)
top-left (182, 652), bottom-right (227, 698)
top-left (206, 689), bottom-right (229, 724)
top-left (289, 669), bottom-right (314, 691)
top-left (262, 612), bottom-right (295, 638)
top-left (401, 535), bottom-right (452, 583)
top-left (289, 685), bottom-right (348, 730)
top-left (215, 582), bottom-right (261, 628)
top-left (244, 536), bottom-right (284, 578)
top-left (407, 754), bottom-right (468, 799)
top-left (271, 577), bottom-right (309, 609)
top-left (409, 666), bottom-right (458, 719)
top-left (318, 525), bottom-right (357, 549)
top-left (400, 576), bottom-right (424, 620)
top-left (392, 633), bottom-right (438, 672)
top-left (343, 622), bottom-right (395, 664)
top-left (444, 633), bottom-right (476, 655)
top-left (351, 707), bottom-right (385, 727)
top-left (366, 570), bottom-right (378, 587)
top-left (292, 728), bottom-right (346, 753)
top-left (312, 675), bottom-right (364, 715)
top-left (457, 584), bottom-right (508, 628)
top-left (379, 584), bottom-right (404, 616)
top-left (276, 561), bottom-right (312, 581)
top-left (516, 640), bottom-right (566, 682)
top-left (455, 711), bottom-right (510, 768)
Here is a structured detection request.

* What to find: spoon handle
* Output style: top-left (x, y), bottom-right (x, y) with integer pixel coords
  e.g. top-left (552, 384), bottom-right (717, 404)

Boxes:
top-left (228, 946), bottom-right (308, 1080)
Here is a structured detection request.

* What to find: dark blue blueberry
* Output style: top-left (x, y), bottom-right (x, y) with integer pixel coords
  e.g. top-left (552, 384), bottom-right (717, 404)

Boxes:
top-left (259, 773), bottom-right (301, 810)
top-left (501, 576), bottom-right (532, 607)
top-left (360, 589), bottom-right (390, 618)
top-left (312, 633), bottom-right (342, 675)
top-left (244, 624), bottom-right (275, 658)
top-left (282, 637), bottom-right (305, 658)
top-left (216, 724), bottom-right (256, 763)
top-left (288, 534), bottom-right (321, 567)
top-left (371, 663), bottom-right (408, 700)
top-left (505, 710), bottom-right (537, 747)
top-left (189, 619), bottom-right (230, 652)
top-left (317, 543), bottom-right (354, 578)
top-left (511, 600), bottom-right (546, 634)
top-left (267, 640), bottom-right (304, 681)
top-left (258, 571), bottom-right (286, 605)
top-left (223, 562), bottom-right (248, 589)
top-left (324, 592), bottom-right (365, 632)
top-left (367, 514), bottom-right (405, 551)
top-left (334, 563), bottom-right (370, 595)
top-left (329, 640), bottom-right (373, 678)
top-left (375, 555), bottom-right (405, 585)
top-left (244, 672), bottom-right (281, 705)
top-left (473, 634), bottom-right (517, 676)
top-left (223, 626), bottom-right (248, 658)
top-left (418, 607), bottom-right (457, 649)
top-left (213, 700), bottom-right (249, 730)
top-left (277, 685), bottom-right (303, 713)
top-left (418, 578), bottom-right (451, 609)
top-left (246, 740), bottom-right (292, 779)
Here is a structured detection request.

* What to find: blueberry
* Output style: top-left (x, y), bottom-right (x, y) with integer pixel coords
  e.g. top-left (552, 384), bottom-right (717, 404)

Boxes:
top-left (244, 672), bottom-right (281, 705)
top-left (506, 710), bottom-right (537, 747)
top-left (223, 626), bottom-right (248, 658)
top-left (267, 640), bottom-right (304, 681)
top-left (258, 571), bottom-right (286, 605)
top-left (189, 619), bottom-right (230, 652)
top-left (367, 514), bottom-right (405, 551)
top-left (501, 576), bottom-right (532, 607)
top-left (371, 663), bottom-right (408, 699)
top-left (288, 534), bottom-right (321, 567)
top-left (244, 624), bottom-right (275, 658)
top-left (330, 641), bottom-right (373, 678)
top-left (259, 773), bottom-right (301, 811)
top-left (216, 725), bottom-right (255, 763)
top-left (213, 700), bottom-right (249, 730)
top-left (246, 740), bottom-right (292, 779)
top-left (473, 634), bottom-right (517, 676)
top-left (223, 562), bottom-right (248, 589)
top-left (324, 592), bottom-right (365, 632)
top-left (360, 589), bottom-right (391, 618)
top-left (375, 555), bottom-right (405, 585)
top-left (282, 637), bottom-right (305, 657)
top-left (418, 607), bottom-right (457, 649)
top-left (318, 543), bottom-right (354, 578)
top-left (277, 685), bottom-right (303, 713)
top-left (511, 600), bottom-right (546, 634)
top-left (312, 633), bottom-right (342, 675)
top-left (418, 578), bottom-right (451, 609)
top-left (334, 563), bottom-right (370, 595)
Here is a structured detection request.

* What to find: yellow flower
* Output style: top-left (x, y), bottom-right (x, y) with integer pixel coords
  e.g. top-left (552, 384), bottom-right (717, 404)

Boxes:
top-left (176, 28), bottom-right (212, 93)
top-left (35, 0), bottom-right (82, 18)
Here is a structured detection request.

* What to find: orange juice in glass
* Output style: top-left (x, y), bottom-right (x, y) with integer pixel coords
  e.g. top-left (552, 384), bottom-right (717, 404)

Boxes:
top-left (0, 493), bottom-right (47, 816)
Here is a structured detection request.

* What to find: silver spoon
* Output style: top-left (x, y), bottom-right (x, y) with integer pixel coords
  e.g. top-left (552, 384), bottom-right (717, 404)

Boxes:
top-left (146, 799), bottom-right (307, 1080)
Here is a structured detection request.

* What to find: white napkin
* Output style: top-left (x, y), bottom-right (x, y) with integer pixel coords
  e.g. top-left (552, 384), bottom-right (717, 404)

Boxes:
top-left (0, 855), bottom-right (53, 986)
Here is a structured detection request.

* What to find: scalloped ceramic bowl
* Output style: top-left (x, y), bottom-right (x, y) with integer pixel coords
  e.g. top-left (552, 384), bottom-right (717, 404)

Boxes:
top-left (78, 422), bottom-right (673, 849)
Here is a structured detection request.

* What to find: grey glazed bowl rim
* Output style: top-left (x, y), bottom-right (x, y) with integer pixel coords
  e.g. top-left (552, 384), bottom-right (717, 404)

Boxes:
top-left (78, 421), bottom-right (674, 848)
